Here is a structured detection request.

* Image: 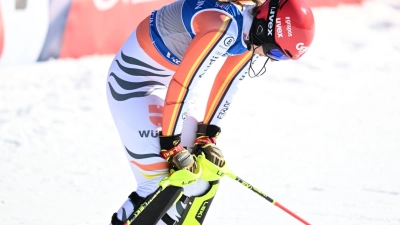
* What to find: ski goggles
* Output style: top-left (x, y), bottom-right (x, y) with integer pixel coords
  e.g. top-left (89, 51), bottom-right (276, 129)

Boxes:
top-left (262, 43), bottom-right (290, 61)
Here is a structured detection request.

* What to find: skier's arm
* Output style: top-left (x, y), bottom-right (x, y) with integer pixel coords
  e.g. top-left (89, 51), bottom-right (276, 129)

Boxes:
top-left (202, 52), bottom-right (253, 126)
top-left (161, 13), bottom-right (236, 136)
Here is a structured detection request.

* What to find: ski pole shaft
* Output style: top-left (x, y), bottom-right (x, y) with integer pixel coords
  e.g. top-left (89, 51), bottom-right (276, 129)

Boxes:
top-left (123, 167), bottom-right (202, 224)
top-left (124, 186), bottom-right (163, 225)
top-left (225, 172), bottom-right (311, 225)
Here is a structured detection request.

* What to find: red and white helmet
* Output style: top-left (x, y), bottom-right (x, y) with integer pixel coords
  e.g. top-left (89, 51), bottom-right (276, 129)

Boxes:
top-left (249, 0), bottom-right (315, 60)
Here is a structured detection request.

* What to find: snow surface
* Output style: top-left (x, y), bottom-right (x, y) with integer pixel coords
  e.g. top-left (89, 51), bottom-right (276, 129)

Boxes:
top-left (1, 1), bottom-right (400, 224)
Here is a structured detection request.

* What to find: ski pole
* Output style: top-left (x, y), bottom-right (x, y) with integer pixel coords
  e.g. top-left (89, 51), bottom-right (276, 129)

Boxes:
top-left (123, 185), bottom-right (165, 225)
top-left (225, 171), bottom-right (311, 225)
top-left (124, 165), bottom-right (202, 225)
top-left (197, 155), bottom-right (311, 225)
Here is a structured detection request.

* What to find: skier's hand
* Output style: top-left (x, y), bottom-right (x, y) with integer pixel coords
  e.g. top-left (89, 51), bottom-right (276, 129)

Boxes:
top-left (160, 134), bottom-right (198, 173)
top-left (164, 147), bottom-right (198, 173)
top-left (193, 123), bottom-right (225, 167)
top-left (193, 136), bottom-right (225, 167)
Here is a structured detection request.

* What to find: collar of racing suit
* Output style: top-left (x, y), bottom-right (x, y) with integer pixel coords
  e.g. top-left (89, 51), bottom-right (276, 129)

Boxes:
top-left (241, 4), bottom-right (255, 43)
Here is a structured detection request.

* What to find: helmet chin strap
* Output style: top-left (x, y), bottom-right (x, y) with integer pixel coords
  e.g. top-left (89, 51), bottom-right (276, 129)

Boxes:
top-left (245, 0), bottom-right (282, 78)
top-left (247, 36), bottom-right (270, 78)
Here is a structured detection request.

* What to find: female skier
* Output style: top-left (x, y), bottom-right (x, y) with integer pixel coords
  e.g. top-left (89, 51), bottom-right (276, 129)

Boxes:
top-left (106, 0), bottom-right (315, 224)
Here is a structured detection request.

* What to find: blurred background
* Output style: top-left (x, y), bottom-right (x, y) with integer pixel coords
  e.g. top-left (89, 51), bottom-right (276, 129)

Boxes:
top-left (0, 0), bottom-right (362, 67)
top-left (1, 0), bottom-right (400, 225)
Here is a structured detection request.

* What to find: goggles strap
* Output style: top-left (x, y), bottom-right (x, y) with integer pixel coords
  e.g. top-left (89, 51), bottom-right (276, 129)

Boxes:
top-left (263, 0), bottom-right (280, 51)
